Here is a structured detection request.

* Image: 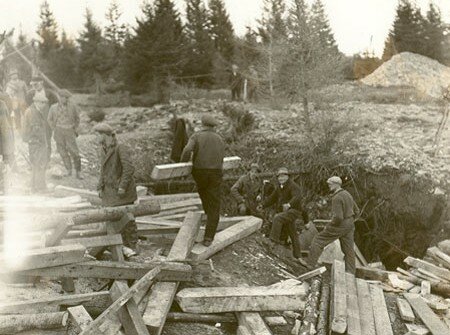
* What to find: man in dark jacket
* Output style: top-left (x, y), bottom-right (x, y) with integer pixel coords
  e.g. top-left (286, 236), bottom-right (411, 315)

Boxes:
top-left (307, 176), bottom-right (359, 274)
top-left (94, 123), bottom-right (138, 256)
top-left (230, 64), bottom-right (243, 101)
top-left (261, 167), bottom-right (309, 262)
top-left (231, 163), bottom-right (262, 215)
top-left (48, 89), bottom-right (82, 179)
top-left (181, 114), bottom-right (225, 246)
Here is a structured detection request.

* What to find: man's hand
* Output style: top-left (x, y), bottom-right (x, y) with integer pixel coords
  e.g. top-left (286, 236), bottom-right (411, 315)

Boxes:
top-left (118, 188), bottom-right (126, 197)
top-left (282, 203), bottom-right (291, 211)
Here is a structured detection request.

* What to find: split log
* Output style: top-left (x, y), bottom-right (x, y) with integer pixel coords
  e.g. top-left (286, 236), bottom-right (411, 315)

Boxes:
top-left (61, 234), bottom-right (123, 248)
top-left (396, 297), bottom-right (415, 322)
top-left (78, 266), bottom-right (161, 335)
top-left (404, 293), bottom-right (450, 335)
top-left (159, 198), bottom-right (202, 212)
top-left (0, 244), bottom-right (86, 272)
top-left (0, 312), bottom-right (68, 334)
top-left (17, 260), bottom-right (191, 281)
top-left (151, 156), bottom-right (241, 180)
top-left (166, 312), bottom-right (236, 323)
top-left (54, 185), bottom-right (101, 205)
top-left (330, 260), bottom-right (347, 334)
top-left (355, 279), bottom-right (376, 335)
top-left (344, 274), bottom-right (361, 335)
top-left (190, 216), bottom-right (262, 261)
top-left (298, 277), bottom-right (321, 335)
top-left (316, 281), bottom-right (330, 335)
top-left (369, 284), bottom-right (393, 335)
top-left (237, 312), bottom-right (272, 335)
top-left (176, 285), bottom-right (306, 313)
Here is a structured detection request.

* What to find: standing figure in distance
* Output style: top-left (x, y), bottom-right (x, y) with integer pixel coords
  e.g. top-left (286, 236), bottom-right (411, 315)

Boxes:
top-left (230, 64), bottom-right (243, 101)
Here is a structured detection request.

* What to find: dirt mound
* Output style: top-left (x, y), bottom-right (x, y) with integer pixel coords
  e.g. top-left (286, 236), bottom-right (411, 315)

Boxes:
top-left (361, 52), bottom-right (450, 99)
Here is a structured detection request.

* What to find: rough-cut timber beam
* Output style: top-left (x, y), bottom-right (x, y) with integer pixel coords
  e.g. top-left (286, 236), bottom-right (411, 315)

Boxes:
top-left (0, 312), bottom-right (68, 334)
top-left (330, 260), bottom-right (347, 334)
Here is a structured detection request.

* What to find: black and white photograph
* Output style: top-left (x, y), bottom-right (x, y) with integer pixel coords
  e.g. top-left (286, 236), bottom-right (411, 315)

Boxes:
top-left (0, 0), bottom-right (450, 334)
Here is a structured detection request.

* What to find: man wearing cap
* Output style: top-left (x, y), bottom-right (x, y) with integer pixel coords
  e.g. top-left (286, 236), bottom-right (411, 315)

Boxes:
top-left (307, 176), bottom-right (359, 274)
top-left (181, 114), bottom-right (225, 247)
top-left (94, 123), bottom-right (138, 257)
top-left (22, 94), bottom-right (51, 192)
top-left (48, 89), bottom-right (82, 179)
top-left (231, 163), bottom-right (263, 216)
top-left (260, 167), bottom-right (309, 263)
top-left (5, 69), bottom-right (28, 131)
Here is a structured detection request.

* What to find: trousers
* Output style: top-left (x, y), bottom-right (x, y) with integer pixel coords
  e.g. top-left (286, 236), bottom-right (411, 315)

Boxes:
top-left (29, 142), bottom-right (49, 192)
top-left (307, 219), bottom-right (356, 274)
top-left (54, 127), bottom-right (81, 172)
top-left (192, 168), bottom-right (222, 242)
top-left (270, 209), bottom-right (303, 258)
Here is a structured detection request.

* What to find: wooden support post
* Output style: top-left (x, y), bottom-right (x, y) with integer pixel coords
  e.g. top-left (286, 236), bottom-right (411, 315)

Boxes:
top-left (369, 284), bottom-right (393, 335)
top-left (110, 281), bottom-right (150, 335)
top-left (330, 260), bottom-right (347, 334)
top-left (355, 279), bottom-right (376, 335)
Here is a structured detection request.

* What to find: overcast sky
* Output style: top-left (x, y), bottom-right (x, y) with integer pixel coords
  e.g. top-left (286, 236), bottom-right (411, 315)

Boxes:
top-left (0, 0), bottom-right (449, 57)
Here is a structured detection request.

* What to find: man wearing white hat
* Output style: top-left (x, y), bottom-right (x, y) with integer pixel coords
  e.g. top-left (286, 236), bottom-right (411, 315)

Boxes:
top-left (307, 176), bottom-right (359, 274)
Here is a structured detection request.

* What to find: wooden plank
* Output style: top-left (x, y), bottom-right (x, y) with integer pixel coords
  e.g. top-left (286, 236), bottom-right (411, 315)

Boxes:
top-left (0, 244), bottom-right (86, 272)
top-left (405, 323), bottom-right (430, 335)
top-left (396, 297), bottom-right (415, 322)
top-left (369, 284), bottom-right (393, 335)
top-left (296, 266), bottom-right (326, 281)
top-left (404, 293), bottom-right (450, 335)
top-left (143, 211), bottom-right (203, 335)
top-left (388, 273), bottom-right (415, 291)
top-left (46, 218), bottom-right (74, 247)
top-left (0, 292), bottom-right (110, 315)
top-left (190, 217), bottom-right (262, 261)
top-left (355, 279), bottom-right (376, 335)
top-left (404, 257), bottom-right (450, 281)
top-left (237, 325), bottom-right (252, 335)
top-left (67, 305), bottom-right (93, 332)
top-left (17, 260), bottom-right (191, 281)
top-left (151, 156), bottom-right (241, 180)
top-left (139, 193), bottom-right (199, 204)
top-left (160, 198), bottom-right (202, 212)
top-left (79, 266), bottom-right (161, 335)
top-left (345, 273), bottom-right (361, 335)
top-left (175, 286), bottom-right (306, 313)
top-left (195, 219), bottom-right (242, 243)
top-left (237, 312), bottom-right (272, 335)
top-left (110, 281), bottom-right (150, 335)
top-left (167, 312), bottom-right (236, 323)
top-left (427, 246), bottom-right (450, 269)
top-left (354, 244), bottom-right (368, 267)
top-left (330, 260), bottom-right (347, 334)
top-left (61, 234), bottom-right (123, 248)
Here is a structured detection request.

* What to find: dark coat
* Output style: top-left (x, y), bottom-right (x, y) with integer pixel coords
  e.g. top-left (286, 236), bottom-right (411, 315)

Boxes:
top-left (181, 128), bottom-right (225, 170)
top-left (170, 118), bottom-right (188, 163)
top-left (97, 142), bottom-right (137, 207)
top-left (22, 104), bottom-right (49, 146)
top-left (0, 101), bottom-right (14, 159)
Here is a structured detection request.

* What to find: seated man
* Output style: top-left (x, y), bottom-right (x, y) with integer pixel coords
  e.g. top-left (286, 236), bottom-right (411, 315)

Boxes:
top-left (260, 167), bottom-right (309, 264)
top-left (231, 163), bottom-right (262, 216)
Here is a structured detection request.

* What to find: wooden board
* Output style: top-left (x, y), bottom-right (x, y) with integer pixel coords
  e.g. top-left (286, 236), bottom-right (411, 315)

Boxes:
top-left (67, 306), bottom-right (93, 332)
top-left (45, 218), bottom-right (74, 247)
top-left (369, 284), bottom-right (393, 335)
top-left (190, 217), bottom-right (262, 261)
top-left (143, 211), bottom-right (203, 335)
top-left (396, 297), bottom-right (415, 322)
top-left (151, 156), bottom-right (241, 180)
top-left (160, 199), bottom-right (202, 212)
top-left (176, 286), bottom-right (306, 313)
top-left (17, 260), bottom-right (191, 281)
top-left (0, 292), bottom-right (110, 314)
top-left (330, 260), bottom-right (347, 334)
top-left (404, 257), bottom-right (450, 281)
top-left (237, 312), bottom-right (272, 335)
top-left (296, 267), bottom-right (326, 281)
top-left (355, 279), bottom-right (376, 335)
top-left (427, 246), bottom-right (450, 270)
top-left (345, 273), bottom-right (361, 335)
top-left (318, 240), bottom-right (363, 267)
top-left (0, 244), bottom-right (86, 272)
top-left (110, 281), bottom-right (150, 335)
top-left (61, 234), bottom-right (123, 248)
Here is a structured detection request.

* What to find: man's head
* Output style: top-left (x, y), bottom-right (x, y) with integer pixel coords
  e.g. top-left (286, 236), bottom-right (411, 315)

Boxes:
top-left (33, 91), bottom-right (48, 109)
top-left (277, 167), bottom-right (289, 185)
top-left (58, 89), bottom-right (71, 105)
top-left (249, 163), bottom-right (260, 177)
top-left (31, 76), bottom-right (44, 90)
top-left (93, 123), bottom-right (115, 147)
top-left (201, 114), bottom-right (218, 128)
top-left (9, 70), bottom-right (18, 81)
top-left (327, 176), bottom-right (342, 192)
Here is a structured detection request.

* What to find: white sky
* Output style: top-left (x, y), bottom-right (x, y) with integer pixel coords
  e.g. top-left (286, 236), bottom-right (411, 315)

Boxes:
top-left (0, 0), bottom-right (449, 57)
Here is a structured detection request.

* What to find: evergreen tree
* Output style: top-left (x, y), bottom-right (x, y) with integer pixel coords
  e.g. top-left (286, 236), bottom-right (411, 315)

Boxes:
top-left (391, 0), bottom-right (424, 54)
top-left (37, 0), bottom-right (59, 57)
top-left (381, 33), bottom-right (397, 62)
top-left (184, 0), bottom-right (215, 87)
top-left (52, 31), bottom-right (80, 87)
top-left (422, 2), bottom-right (446, 62)
top-left (209, 0), bottom-right (235, 61)
top-left (309, 0), bottom-right (337, 51)
top-left (105, 0), bottom-right (128, 48)
top-left (258, 0), bottom-right (288, 41)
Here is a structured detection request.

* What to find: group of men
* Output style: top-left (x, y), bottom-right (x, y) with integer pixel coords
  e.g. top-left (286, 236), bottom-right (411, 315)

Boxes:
top-left (0, 70), bottom-right (83, 193)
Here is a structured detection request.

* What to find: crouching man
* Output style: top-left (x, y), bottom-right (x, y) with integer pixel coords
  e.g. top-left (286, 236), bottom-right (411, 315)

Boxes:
top-left (231, 163), bottom-right (263, 216)
top-left (94, 123), bottom-right (138, 257)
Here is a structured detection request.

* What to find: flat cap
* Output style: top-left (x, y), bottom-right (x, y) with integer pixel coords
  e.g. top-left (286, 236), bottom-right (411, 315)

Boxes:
top-left (201, 114), bottom-right (218, 127)
top-left (58, 89), bottom-right (71, 98)
top-left (93, 123), bottom-right (114, 135)
top-left (327, 176), bottom-right (342, 185)
top-left (277, 167), bottom-right (289, 176)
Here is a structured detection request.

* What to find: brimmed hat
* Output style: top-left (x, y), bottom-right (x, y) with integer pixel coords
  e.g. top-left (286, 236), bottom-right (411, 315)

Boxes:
top-left (93, 123), bottom-right (114, 135)
top-left (277, 167), bottom-right (289, 176)
top-left (201, 114), bottom-right (218, 127)
top-left (327, 176), bottom-right (342, 185)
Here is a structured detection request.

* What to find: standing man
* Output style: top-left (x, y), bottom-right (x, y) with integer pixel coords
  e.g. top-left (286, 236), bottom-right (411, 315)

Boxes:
top-left (5, 69), bottom-right (28, 131)
top-left (307, 176), bottom-right (359, 274)
top-left (181, 115), bottom-right (225, 247)
top-left (230, 64), bottom-right (243, 101)
top-left (48, 89), bottom-right (82, 179)
top-left (94, 123), bottom-right (138, 257)
top-left (22, 94), bottom-right (50, 193)
top-left (260, 167), bottom-right (309, 263)
top-left (231, 163), bottom-right (263, 215)
top-left (247, 66), bottom-right (259, 103)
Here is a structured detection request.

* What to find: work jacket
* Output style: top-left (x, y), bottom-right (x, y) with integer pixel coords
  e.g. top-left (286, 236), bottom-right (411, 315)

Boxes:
top-left (181, 128), bottom-right (225, 170)
top-left (231, 173), bottom-right (262, 204)
top-left (48, 102), bottom-right (80, 131)
top-left (330, 188), bottom-right (359, 226)
top-left (22, 104), bottom-right (49, 146)
top-left (97, 143), bottom-right (137, 207)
